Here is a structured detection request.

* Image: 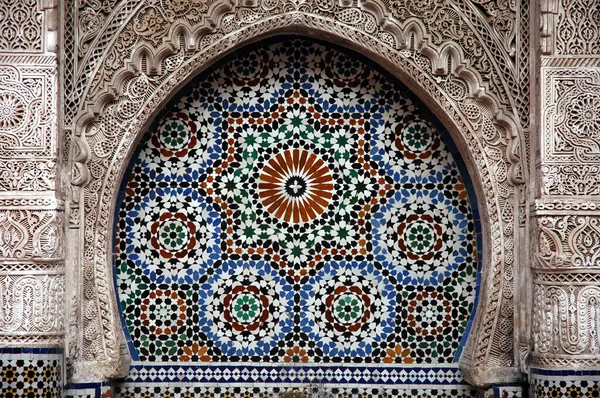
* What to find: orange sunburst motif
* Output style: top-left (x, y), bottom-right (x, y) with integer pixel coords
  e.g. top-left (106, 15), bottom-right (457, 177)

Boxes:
top-left (258, 149), bottom-right (334, 224)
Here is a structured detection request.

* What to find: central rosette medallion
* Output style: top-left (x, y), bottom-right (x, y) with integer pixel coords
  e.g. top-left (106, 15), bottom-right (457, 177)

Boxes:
top-left (116, 39), bottom-right (479, 369)
top-left (258, 149), bottom-right (334, 224)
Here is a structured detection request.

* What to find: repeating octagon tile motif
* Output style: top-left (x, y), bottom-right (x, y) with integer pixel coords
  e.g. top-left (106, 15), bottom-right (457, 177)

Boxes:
top-left (115, 39), bottom-right (479, 367)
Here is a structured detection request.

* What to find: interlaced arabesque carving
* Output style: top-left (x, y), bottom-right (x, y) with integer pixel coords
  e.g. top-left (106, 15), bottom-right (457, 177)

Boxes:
top-left (555, 0), bottom-right (600, 55)
top-left (68, 0), bottom-right (524, 134)
top-left (0, 209), bottom-right (64, 260)
top-left (0, 160), bottom-right (55, 191)
top-left (387, 0), bottom-right (528, 132)
top-left (0, 59), bottom-right (58, 210)
top-left (0, 2), bottom-right (63, 354)
top-left (0, 62), bottom-right (56, 160)
top-left (66, 0), bottom-right (525, 384)
top-left (541, 68), bottom-right (600, 196)
top-left (536, 215), bottom-right (600, 268)
top-left (541, 165), bottom-right (600, 196)
top-left (0, 0), bottom-right (43, 52)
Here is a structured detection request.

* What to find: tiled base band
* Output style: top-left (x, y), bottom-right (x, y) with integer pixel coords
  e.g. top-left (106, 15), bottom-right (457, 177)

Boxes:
top-left (531, 368), bottom-right (600, 398)
top-left (0, 347), bottom-right (63, 398)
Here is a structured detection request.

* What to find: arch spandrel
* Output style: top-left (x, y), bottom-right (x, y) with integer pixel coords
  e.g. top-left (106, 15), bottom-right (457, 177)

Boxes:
top-left (66, 0), bottom-right (525, 387)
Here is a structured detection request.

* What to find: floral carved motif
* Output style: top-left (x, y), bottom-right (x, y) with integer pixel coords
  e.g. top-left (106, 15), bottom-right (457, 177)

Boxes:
top-left (542, 68), bottom-right (600, 196)
top-left (541, 165), bottom-right (600, 196)
top-left (535, 215), bottom-right (600, 268)
top-left (0, 0), bottom-right (44, 52)
top-left (0, 61), bottom-right (56, 161)
top-left (0, 160), bottom-right (55, 191)
top-left (543, 69), bottom-right (600, 162)
top-left (555, 0), bottom-right (600, 55)
top-left (0, 209), bottom-right (64, 260)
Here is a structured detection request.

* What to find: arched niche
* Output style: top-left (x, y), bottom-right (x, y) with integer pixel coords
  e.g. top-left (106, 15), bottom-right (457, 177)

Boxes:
top-left (66, 2), bottom-right (525, 388)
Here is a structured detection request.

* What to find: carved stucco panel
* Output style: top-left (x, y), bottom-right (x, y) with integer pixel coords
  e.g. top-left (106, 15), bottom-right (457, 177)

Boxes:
top-left (555, 0), bottom-right (600, 55)
top-left (0, 207), bottom-right (64, 260)
top-left (0, 160), bottom-right (56, 191)
top-left (541, 68), bottom-right (600, 196)
top-left (67, 9), bottom-right (523, 387)
top-left (0, 272), bottom-right (65, 339)
top-left (533, 272), bottom-right (600, 368)
top-left (534, 214), bottom-right (600, 269)
top-left (69, 0), bottom-right (522, 132)
top-left (0, 56), bottom-right (57, 162)
top-left (0, 0), bottom-right (44, 52)
top-left (541, 0), bottom-right (600, 56)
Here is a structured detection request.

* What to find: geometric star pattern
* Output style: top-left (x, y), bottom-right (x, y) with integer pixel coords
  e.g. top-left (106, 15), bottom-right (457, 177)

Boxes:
top-left (115, 38), bottom-right (479, 366)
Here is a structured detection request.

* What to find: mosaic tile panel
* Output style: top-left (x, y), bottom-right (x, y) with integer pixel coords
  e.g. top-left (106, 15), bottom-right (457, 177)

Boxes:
top-left (484, 384), bottom-right (525, 398)
top-left (0, 348), bottom-right (63, 397)
top-left (113, 384), bottom-right (479, 398)
top-left (65, 382), bottom-right (113, 398)
top-left (531, 369), bottom-right (600, 398)
top-left (114, 38), bottom-right (479, 387)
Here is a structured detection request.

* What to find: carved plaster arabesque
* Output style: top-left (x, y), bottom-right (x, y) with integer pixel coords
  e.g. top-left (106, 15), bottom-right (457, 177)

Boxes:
top-left (535, 214), bottom-right (600, 269)
top-left (0, 203), bottom-right (64, 260)
top-left (65, 0), bottom-right (525, 386)
top-left (540, 0), bottom-right (600, 56)
top-left (0, 271), bottom-right (65, 342)
top-left (0, 57), bottom-right (58, 193)
top-left (0, 194), bottom-right (65, 348)
top-left (541, 67), bottom-right (600, 196)
top-left (534, 65), bottom-right (600, 370)
top-left (0, 61), bottom-right (56, 158)
top-left (0, 0), bottom-right (63, 353)
top-left (0, 0), bottom-right (43, 52)
top-left (554, 0), bottom-right (600, 56)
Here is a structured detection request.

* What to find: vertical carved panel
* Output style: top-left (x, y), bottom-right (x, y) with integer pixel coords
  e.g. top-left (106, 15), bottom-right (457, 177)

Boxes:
top-left (534, 0), bottom-right (600, 388)
top-left (0, 0), bottom-right (44, 52)
top-left (0, 8), bottom-right (64, 355)
top-left (555, 0), bottom-right (600, 55)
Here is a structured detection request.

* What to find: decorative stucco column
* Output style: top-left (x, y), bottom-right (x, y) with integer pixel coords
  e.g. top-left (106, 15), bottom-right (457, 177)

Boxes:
top-left (0, 0), bottom-right (65, 396)
top-left (532, 0), bottom-right (600, 395)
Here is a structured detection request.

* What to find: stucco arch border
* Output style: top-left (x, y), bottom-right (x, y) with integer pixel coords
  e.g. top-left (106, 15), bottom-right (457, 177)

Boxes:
top-left (67, 4), bottom-right (524, 388)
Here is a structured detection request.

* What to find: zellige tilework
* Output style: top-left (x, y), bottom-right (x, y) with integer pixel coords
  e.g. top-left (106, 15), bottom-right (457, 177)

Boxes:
top-left (0, 349), bottom-right (62, 398)
top-left (114, 38), bottom-right (480, 393)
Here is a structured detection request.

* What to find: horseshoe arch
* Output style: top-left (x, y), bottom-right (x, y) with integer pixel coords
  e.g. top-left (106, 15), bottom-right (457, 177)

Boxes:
top-left (66, 0), bottom-right (525, 388)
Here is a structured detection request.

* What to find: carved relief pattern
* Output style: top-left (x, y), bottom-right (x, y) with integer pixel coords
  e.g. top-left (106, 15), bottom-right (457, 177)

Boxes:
top-left (541, 68), bottom-right (600, 196)
top-left (533, 278), bottom-right (600, 366)
top-left (0, 1), bottom-right (63, 359)
top-left (541, 165), bottom-right (600, 196)
top-left (535, 215), bottom-right (600, 268)
top-left (543, 68), bottom-right (600, 162)
top-left (0, 209), bottom-right (64, 260)
top-left (0, 61), bottom-right (56, 160)
top-left (534, 0), bottom-right (600, 381)
top-left (555, 0), bottom-right (600, 55)
top-left (0, 0), bottom-right (43, 52)
top-left (68, 0), bottom-right (522, 132)
top-left (0, 273), bottom-right (64, 336)
top-left (0, 160), bottom-right (55, 191)
top-left (387, 0), bottom-right (519, 123)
